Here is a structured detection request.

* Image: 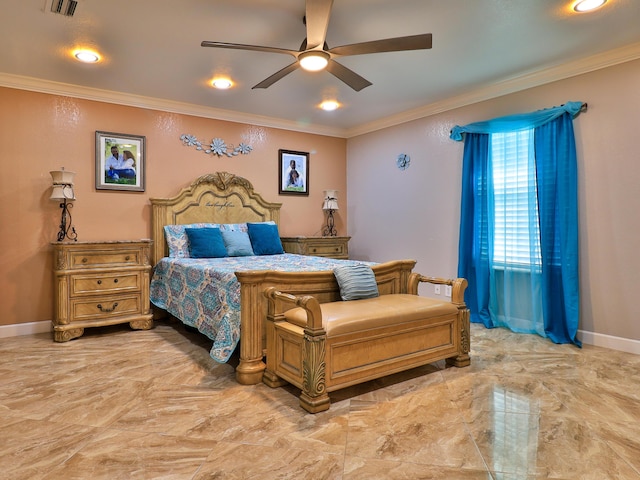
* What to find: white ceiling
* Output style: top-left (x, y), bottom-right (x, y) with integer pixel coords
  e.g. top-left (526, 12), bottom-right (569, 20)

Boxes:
top-left (2, 0), bottom-right (640, 137)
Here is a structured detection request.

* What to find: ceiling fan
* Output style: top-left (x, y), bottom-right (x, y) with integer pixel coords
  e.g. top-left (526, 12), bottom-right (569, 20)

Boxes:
top-left (201, 0), bottom-right (432, 91)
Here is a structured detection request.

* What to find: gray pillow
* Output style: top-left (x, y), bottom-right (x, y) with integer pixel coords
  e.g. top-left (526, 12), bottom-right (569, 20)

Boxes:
top-left (333, 264), bottom-right (379, 301)
top-left (221, 230), bottom-right (254, 256)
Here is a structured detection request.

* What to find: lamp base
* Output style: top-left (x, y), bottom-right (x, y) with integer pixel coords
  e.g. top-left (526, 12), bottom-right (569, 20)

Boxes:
top-left (322, 209), bottom-right (337, 237)
top-left (57, 200), bottom-right (78, 242)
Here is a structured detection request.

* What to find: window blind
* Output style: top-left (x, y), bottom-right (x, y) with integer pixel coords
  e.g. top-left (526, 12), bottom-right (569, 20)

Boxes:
top-left (490, 130), bottom-right (542, 267)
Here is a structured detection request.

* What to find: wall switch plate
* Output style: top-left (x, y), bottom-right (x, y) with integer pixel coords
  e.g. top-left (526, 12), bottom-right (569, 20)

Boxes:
top-left (445, 285), bottom-right (452, 297)
top-left (434, 285), bottom-right (441, 295)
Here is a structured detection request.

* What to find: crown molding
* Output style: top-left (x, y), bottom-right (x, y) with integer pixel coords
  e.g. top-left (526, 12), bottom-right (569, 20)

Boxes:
top-left (345, 41), bottom-right (640, 138)
top-left (0, 73), bottom-right (345, 138)
top-left (2, 41), bottom-right (640, 139)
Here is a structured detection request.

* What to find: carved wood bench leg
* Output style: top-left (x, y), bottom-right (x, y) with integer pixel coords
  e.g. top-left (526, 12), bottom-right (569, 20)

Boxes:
top-left (446, 353), bottom-right (471, 368)
top-left (300, 391), bottom-right (330, 413)
top-left (447, 307), bottom-right (471, 368)
top-left (263, 369), bottom-right (288, 388)
top-left (263, 314), bottom-right (288, 388)
top-left (300, 333), bottom-right (330, 414)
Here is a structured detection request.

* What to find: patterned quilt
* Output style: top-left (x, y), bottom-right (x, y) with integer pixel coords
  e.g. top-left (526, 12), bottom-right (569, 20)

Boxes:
top-left (150, 254), bottom-right (369, 362)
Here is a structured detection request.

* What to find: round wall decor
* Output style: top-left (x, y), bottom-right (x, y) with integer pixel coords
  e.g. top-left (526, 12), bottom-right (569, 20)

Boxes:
top-left (396, 153), bottom-right (411, 170)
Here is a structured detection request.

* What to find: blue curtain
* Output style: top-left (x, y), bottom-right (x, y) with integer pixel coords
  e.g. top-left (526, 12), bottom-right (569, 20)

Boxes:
top-left (451, 102), bottom-right (583, 346)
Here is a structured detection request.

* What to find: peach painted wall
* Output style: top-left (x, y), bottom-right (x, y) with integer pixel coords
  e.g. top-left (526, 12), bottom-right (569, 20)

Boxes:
top-left (0, 86), bottom-right (346, 327)
top-left (347, 58), bottom-right (640, 344)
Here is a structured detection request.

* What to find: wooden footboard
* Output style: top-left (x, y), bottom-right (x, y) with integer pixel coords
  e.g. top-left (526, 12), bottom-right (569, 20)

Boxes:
top-left (234, 259), bottom-right (416, 384)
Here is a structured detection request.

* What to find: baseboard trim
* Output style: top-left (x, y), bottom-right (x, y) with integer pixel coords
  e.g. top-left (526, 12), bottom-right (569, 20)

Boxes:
top-left (578, 329), bottom-right (640, 355)
top-left (0, 321), bottom-right (51, 338)
top-left (1, 322), bottom-right (638, 355)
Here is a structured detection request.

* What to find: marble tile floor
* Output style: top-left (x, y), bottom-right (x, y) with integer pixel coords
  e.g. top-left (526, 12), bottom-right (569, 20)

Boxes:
top-left (1, 321), bottom-right (639, 480)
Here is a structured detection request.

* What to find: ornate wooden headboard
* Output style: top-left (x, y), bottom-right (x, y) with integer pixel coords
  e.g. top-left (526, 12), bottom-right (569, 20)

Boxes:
top-left (149, 172), bottom-right (282, 265)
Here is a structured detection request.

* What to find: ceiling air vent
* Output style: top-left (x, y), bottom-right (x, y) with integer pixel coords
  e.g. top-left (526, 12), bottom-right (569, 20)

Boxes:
top-left (50, 0), bottom-right (78, 16)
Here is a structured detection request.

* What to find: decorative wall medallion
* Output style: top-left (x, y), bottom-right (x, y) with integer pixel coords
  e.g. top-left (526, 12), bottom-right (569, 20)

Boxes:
top-left (180, 134), bottom-right (253, 158)
top-left (396, 153), bottom-right (411, 170)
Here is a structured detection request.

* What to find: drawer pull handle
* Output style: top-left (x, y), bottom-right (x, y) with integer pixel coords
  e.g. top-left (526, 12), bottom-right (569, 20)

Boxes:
top-left (125, 256), bottom-right (130, 261)
top-left (97, 280), bottom-right (102, 285)
top-left (335, 248), bottom-right (339, 251)
top-left (113, 278), bottom-right (118, 283)
top-left (82, 258), bottom-right (87, 263)
top-left (311, 248), bottom-right (317, 252)
top-left (97, 302), bottom-right (118, 313)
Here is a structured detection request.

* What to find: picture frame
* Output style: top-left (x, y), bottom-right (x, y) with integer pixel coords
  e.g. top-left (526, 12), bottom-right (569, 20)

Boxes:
top-left (278, 149), bottom-right (309, 196)
top-left (95, 131), bottom-right (146, 192)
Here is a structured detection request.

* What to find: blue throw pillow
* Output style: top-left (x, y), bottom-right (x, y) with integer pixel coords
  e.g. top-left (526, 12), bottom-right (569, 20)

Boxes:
top-left (185, 228), bottom-right (227, 258)
top-left (221, 230), bottom-right (255, 256)
top-left (333, 264), bottom-right (379, 301)
top-left (247, 222), bottom-right (284, 255)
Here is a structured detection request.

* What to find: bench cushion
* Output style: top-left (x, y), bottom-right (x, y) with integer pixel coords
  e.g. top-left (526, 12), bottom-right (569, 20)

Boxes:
top-left (283, 294), bottom-right (459, 336)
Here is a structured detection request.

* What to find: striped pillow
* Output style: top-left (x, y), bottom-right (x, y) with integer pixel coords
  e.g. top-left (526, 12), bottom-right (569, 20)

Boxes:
top-left (333, 264), bottom-right (379, 301)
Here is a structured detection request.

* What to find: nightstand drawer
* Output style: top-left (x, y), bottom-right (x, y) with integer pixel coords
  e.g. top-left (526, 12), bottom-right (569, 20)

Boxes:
top-left (306, 243), bottom-right (346, 256)
top-left (281, 236), bottom-right (350, 260)
top-left (71, 294), bottom-right (141, 321)
top-left (69, 249), bottom-right (141, 268)
top-left (71, 272), bottom-right (141, 296)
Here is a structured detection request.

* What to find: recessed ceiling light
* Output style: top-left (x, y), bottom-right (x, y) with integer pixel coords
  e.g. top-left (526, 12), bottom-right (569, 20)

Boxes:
top-left (73, 50), bottom-right (100, 63)
top-left (320, 100), bottom-right (340, 111)
top-left (212, 78), bottom-right (233, 89)
top-left (299, 51), bottom-right (330, 72)
top-left (573, 0), bottom-right (607, 12)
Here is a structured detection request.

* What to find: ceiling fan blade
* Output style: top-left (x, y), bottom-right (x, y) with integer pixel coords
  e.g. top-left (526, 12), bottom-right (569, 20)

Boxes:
top-left (305, 0), bottom-right (333, 49)
top-left (329, 34), bottom-right (432, 56)
top-left (201, 41), bottom-right (298, 57)
top-left (252, 62), bottom-right (300, 89)
top-left (325, 59), bottom-right (372, 92)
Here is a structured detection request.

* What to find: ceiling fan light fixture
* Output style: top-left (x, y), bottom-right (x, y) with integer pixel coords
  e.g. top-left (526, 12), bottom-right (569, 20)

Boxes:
top-left (200, 1), bottom-right (431, 90)
top-left (298, 51), bottom-right (329, 72)
top-left (573, 0), bottom-right (607, 12)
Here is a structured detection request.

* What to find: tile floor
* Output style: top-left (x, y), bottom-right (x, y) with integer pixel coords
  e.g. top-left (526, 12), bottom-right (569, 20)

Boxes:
top-left (1, 320), bottom-right (639, 479)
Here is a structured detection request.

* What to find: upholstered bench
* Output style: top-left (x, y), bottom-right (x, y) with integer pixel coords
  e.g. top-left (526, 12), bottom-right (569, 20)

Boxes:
top-left (262, 270), bottom-right (470, 413)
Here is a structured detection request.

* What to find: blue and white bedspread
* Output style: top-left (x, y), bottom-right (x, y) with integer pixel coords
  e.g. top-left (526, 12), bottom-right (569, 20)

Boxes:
top-left (150, 254), bottom-right (368, 362)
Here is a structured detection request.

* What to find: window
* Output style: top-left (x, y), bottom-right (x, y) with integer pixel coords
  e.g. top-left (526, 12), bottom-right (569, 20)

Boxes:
top-left (452, 102), bottom-right (582, 344)
top-left (490, 129), bottom-right (541, 267)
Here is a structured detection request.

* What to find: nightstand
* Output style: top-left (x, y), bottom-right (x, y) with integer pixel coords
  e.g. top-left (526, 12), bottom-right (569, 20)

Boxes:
top-left (280, 236), bottom-right (350, 260)
top-left (51, 240), bottom-right (153, 342)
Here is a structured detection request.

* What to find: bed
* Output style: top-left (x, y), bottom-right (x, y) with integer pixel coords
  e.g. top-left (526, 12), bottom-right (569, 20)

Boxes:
top-left (149, 172), bottom-right (391, 385)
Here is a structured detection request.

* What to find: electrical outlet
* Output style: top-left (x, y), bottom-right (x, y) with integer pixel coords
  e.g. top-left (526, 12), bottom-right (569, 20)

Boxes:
top-left (434, 284), bottom-right (441, 295)
top-left (445, 285), bottom-right (452, 297)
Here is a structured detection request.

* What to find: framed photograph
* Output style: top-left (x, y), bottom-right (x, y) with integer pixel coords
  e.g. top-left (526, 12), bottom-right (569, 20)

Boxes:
top-left (95, 131), bottom-right (146, 192)
top-left (278, 149), bottom-right (309, 196)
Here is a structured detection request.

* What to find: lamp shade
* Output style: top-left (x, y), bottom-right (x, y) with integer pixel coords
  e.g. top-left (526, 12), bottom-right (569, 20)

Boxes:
top-left (50, 184), bottom-right (76, 201)
top-left (50, 169), bottom-right (76, 200)
top-left (50, 169), bottom-right (76, 185)
top-left (322, 190), bottom-right (339, 210)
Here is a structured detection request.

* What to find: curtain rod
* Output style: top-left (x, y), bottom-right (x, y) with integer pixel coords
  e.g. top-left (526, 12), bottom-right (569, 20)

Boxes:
top-left (449, 102), bottom-right (587, 140)
top-left (561, 102), bottom-right (588, 113)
